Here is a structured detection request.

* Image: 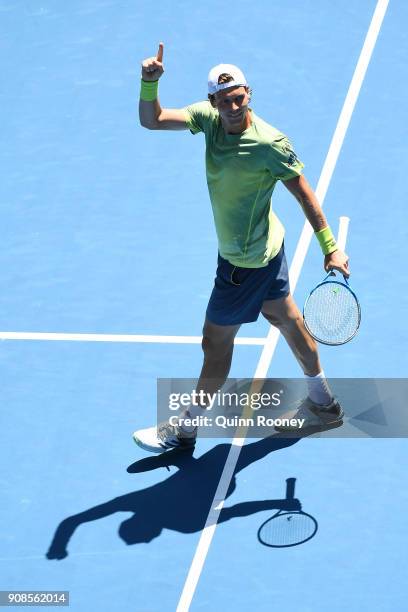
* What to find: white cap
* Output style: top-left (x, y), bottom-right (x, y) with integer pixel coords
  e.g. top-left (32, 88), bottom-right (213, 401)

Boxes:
top-left (207, 63), bottom-right (247, 95)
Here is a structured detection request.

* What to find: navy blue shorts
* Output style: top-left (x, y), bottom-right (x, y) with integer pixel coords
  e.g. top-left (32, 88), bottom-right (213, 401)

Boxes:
top-left (206, 243), bottom-right (290, 326)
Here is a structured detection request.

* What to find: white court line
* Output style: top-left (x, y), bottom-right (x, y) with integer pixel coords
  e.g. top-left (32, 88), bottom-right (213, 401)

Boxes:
top-left (337, 216), bottom-right (350, 252)
top-left (0, 332), bottom-right (265, 346)
top-left (176, 2), bottom-right (389, 610)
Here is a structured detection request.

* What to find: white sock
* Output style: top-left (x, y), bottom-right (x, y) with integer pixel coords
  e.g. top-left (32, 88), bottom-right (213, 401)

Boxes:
top-left (305, 370), bottom-right (333, 406)
top-left (186, 404), bottom-right (206, 418)
top-left (178, 404), bottom-right (206, 432)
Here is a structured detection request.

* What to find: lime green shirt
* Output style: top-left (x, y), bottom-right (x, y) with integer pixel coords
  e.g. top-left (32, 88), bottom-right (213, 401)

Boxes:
top-left (184, 101), bottom-right (304, 268)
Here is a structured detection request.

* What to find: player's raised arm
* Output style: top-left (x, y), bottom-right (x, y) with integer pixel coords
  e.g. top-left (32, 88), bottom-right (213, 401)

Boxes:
top-left (139, 43), bottom-right (189, 131)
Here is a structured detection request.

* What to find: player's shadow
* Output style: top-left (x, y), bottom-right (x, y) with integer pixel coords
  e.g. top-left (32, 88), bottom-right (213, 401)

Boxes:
top-left (46, 434), bottom-right (300, 560)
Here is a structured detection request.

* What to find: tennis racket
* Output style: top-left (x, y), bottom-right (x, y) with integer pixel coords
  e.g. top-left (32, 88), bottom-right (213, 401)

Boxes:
top-left (257, 478), bottom-right (318, 548)
top-left (303, 216), bottom-right (361, 345)
top-left (303, 270), bottom-right (361, 345)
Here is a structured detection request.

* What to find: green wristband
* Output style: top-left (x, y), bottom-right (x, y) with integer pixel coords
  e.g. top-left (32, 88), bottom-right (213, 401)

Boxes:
top-left (315, 226), bottom-right (337, 255)
top-left (140, 79), bottom-right (159, 102)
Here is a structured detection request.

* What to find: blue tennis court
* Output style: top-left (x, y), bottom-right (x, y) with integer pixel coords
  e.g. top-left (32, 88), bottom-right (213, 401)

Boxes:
top-left (1, 0), bottom-right (407, 610)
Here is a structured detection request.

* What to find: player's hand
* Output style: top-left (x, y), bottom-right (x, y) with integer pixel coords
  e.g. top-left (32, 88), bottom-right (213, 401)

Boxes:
top-left (141, 42), bottom-right (164, 82)
top-left (324, 249), bottom-right (350, 277)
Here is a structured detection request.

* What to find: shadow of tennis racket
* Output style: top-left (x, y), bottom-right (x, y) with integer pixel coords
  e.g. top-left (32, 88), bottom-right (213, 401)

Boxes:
top-left (257, 478), bottom-right (318, 548)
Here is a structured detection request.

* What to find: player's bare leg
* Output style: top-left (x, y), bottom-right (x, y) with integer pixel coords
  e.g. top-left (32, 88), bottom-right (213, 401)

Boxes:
top-left (261, 294), bottom-right (343, 431)
top-left (133, 319), bottom-right (240, 452)
top-left (261, 294), bottom-right (321, 376)
top-left (195, 318), bottom-right (241, 397)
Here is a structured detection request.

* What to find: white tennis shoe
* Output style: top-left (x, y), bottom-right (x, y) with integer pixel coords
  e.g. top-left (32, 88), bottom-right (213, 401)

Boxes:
top-left (274, 397), bottom-right (344, 432)
top-left (133, 419), bottom-right (197, 454)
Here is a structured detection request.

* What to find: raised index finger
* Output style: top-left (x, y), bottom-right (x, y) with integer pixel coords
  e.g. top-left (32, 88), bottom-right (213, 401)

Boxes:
top-left (156, 42), bottom-right (164, 63)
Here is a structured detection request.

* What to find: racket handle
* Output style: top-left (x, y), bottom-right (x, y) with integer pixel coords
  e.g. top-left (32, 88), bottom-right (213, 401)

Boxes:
top-left (323, 216), bottom-right (350, 281)
top-left (286, 478), bottom-right (296, 500)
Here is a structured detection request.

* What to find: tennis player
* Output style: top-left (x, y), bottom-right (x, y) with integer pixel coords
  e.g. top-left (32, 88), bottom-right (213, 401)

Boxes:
top-left (134, 43), bottom-right (349, 452)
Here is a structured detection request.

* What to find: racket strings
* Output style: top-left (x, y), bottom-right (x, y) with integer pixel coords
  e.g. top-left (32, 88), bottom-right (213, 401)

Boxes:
top-left (259, 512), bottom-right (317, 547)
top-left (304, 282), bottom-right (359, 344)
